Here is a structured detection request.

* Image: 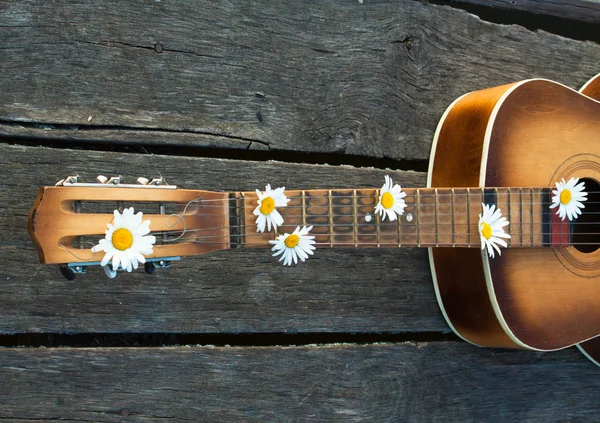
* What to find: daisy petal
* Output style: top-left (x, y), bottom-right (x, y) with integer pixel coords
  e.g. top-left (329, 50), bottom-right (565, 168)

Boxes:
top-left (112, 252), bottom-right (121, 272)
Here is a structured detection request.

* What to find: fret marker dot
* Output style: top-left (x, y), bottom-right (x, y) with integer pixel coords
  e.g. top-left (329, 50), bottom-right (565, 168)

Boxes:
top-left (365, 214), bottom-right (372, 222)
top-left (406, 213), bottom-right (413, 222)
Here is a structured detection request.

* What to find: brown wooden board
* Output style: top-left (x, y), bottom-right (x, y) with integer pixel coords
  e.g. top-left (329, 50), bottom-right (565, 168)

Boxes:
top-left (1, 343), bottom-right (598, 422)
top-left (0, 143), bottom-right (446, 334)
top-left (1, 1), bottom-right (599, 161)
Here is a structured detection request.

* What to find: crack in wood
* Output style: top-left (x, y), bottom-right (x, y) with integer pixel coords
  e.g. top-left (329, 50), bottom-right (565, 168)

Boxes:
top-left (0, 135), bottom-right (429, 172)
top-left (0, 332), bottom-right (458, 348)
top-left (0, 119), bottom-right (268, 147)
top-left (424, 0), bottom-right (600, 42)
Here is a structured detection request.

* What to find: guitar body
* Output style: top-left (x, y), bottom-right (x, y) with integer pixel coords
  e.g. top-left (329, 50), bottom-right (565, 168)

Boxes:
top-left (428, 75), bottom-right (600, 357)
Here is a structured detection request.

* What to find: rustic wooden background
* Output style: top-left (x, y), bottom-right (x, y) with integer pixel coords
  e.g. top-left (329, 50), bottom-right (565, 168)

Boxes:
top-left (1, 0), bottom-right (599, 421)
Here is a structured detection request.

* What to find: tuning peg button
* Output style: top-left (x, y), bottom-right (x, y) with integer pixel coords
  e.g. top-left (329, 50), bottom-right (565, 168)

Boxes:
top-left (137, 177), bottom-right (150, 185)
top-left (96, 175), bottom-right (108, 184)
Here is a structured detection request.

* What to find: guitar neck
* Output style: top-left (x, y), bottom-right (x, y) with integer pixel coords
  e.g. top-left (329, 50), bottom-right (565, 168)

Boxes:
top-left (233, 187), bottom-right (566, 249)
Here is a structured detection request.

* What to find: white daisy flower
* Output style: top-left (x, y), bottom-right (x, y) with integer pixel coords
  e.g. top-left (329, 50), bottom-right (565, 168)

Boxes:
top-left (269, 225), bottom-right (316, 266)
top-left (91, 207), bottom-right (156, 274)
top-left (253, 184), bottom-right (289, 233)
top-left (550, 177), bottom-right (587, 221)
top-left (374, 175), bottom-right (407, 221)
top-left (478, 203), bottom-right (511, 259)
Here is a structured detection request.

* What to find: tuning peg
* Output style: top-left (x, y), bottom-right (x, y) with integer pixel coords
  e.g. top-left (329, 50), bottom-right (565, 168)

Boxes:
top-left (96, 175), bottom-right (108, 183)
top-left (56, 175), bottom-right (79, 186)
top-left (144, 259), bottom-right (171, 274)
top-left (106, 176), bottom-right (121, 185)
top-left (137, 177), bottom-right (150, 185)
top-left (149, 177), bottom-right (164, 186)
top-left (59, 265), bottom-right (77, 281)
top-left (144, 262), bottom-right (156, 274)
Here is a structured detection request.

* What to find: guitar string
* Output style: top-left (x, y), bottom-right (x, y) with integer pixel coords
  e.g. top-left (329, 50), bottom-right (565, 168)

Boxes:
top-left (75, 191), bottom-right (596, 204)
top-left (81, 200), bottom-right (600, 214)
top-left (158, 228), bottom-right (600, 241)
top-left (70, 221), bottom-right (592, 244)
top-left (66, 237), bottom-right (600, 250)
top-left (73, 214), bottom-right (598, 238)
top-left (113, 193), bottom-right (593, 203)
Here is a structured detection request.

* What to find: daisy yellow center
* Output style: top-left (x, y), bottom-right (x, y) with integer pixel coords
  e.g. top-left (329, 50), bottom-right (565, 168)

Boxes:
top-left (381, 192), bottom-right (394, 209)
top-left (260, 197), bottom-right (275, 215)
top-left (285, 234), bottom-right (299, 248)
top-left (112, 228), bottom-right (134, 251)
top-left (481, 222), bottom-right (492, 240)
top-left (560, 189), bottom-right (571, 205)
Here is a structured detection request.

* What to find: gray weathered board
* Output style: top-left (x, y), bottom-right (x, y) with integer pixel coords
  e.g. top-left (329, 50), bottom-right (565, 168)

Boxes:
top-left (1, 0), bottom-right (600, 421)
top-left (1, 344), bottom-right (598, 422)
top-left (1, 0), bottom-right (599, 161)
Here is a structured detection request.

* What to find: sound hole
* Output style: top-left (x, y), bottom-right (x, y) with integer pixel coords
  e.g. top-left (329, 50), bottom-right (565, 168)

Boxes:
top-left (573, 178), bottom-right (600, 253)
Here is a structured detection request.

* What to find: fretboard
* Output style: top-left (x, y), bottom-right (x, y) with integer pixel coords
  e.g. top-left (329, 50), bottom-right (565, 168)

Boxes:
top-left (233, 187), bottom-right (568, 249)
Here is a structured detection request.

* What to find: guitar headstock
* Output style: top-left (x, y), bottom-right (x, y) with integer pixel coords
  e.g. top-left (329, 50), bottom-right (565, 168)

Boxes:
top-left (28, 175), bottom-right (231, 279)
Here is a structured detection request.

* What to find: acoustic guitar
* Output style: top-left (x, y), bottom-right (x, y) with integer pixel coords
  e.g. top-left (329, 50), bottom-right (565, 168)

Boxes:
top-left (28, 74), bottom-right (600, 366)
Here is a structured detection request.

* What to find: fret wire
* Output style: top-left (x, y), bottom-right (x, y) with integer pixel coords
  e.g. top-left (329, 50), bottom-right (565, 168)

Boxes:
top-left (328, 190), bottom-right (333, 248)
top-left (376, 189), bottom-right (381, 248)
top-left (301, 190), bottom-right (307, 226)
top-left (353, 189), bottom-right (358, 248)
top-left (239, 192), bottom-right (246, 247)
top-left (467, 188), bottom-right (471, 247)
top-left (451, 188), bottom-right (455, 247)
top-left (494, 186), bottom-right (500, 247)
top-left (416, 188), bottom-right (421, 248)
top-left (507, 187), bottom-right (511, 248)
top-left (434, 188), bottom-right (439, 247)
top-left (530, 187), bottom-right (534, 246)
top-left (519, 187), bottom-right (523, 247)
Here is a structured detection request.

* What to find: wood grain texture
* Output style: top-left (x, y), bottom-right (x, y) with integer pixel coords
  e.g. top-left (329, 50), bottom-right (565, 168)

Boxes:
top-left (0, 143), bottom-right (444, 334)
top-left (0, 343), bottom-right (598, 422)
top-left (1, 0), bottom-right (599, 160)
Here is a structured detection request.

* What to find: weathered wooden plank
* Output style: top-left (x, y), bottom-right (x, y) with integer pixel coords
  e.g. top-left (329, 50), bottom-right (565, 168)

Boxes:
top-left (0, 143), bottom-right (444, 334)
top-left (1, 1), bottom-right (599, 160)
top-left (449, 0), bottom-right (600, 24)
top-left (0, 343), bottom-right (597, 422)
